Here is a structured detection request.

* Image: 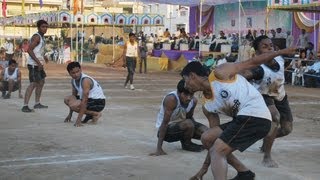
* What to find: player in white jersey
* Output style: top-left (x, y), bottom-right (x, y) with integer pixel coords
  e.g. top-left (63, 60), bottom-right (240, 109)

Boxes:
top-left (22, 20), bottom-right (49, 113)
top-left (64, 62), bottom-right (106, 127)
top-left (150, 79), bottom-right (208, 156)
top-left (181, 47), bottom-right (295, 180)
top-left (0, 59), bottom-right (23, 99)
top-left (241, 35), bottom-right (294, 168)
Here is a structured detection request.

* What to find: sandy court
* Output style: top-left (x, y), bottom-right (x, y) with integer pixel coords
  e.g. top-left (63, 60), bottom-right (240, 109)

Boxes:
top-left (0, 63), bottom-right (319, 180)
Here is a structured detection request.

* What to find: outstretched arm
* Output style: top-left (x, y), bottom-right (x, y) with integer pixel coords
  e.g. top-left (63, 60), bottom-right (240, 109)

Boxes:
top-left (214, 47), bottom-right (296, 81)
top-left (64, 86), bottom-right (78, 123)
top-left (150, 95), bottom-right (176, 156)
top-left (74, 78), bottom-right (91, 127)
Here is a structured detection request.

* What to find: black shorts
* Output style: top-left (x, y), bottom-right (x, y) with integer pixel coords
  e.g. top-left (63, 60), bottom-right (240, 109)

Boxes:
top-left (28, 65), bottom-right (46, 82)
top-left (157, 119), bottom-right (206, 143)
top-left (1, 81), bottom-right (19, 91)
top-left (219, 115), bottom-right (271, 152)
top-left (87, 98), bottom-right (105, 112)
top-left (262, 95), bottom-right (293, 122)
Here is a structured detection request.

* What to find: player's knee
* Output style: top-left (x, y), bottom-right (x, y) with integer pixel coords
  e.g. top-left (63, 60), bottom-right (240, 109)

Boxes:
top-left (271, 111), bottom-right (280, 125)
top-left (211, 139), bottom-right (231, 156)
top-left (180, 119), bottom-right (194, 130)
top-left (281, 124), bottom-right (292, 136)
top-left (201, 131), bottom-right (213, 149)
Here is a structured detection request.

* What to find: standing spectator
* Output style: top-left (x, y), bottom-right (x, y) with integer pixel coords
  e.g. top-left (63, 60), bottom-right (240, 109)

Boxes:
top-left (275, 28), bottom-right (287, 39)
top-left (286, 31), bottom-right (294, 48)
top-left (21, 20), bottom-right (49, 113)
top-left (139, 40), bottom-right (148, 74)
top-left (21, 39), bottom-right (29, 67)
top-left (297, 29), bottom-right (309, 49)
top-left (122, 33), bottom-right (140, 90)
top-left (4, 38), bottom-right (14, 61)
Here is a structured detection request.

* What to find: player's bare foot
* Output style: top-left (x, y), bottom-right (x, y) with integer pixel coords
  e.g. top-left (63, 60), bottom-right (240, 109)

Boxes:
top-left (91, 113), bottom-right (102, 124)
top-left (262, 157), bottom-right (279, 168)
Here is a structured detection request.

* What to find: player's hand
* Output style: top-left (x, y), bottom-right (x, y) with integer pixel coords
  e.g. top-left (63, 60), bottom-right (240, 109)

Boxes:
top-left (122, 63), bottom-right (127, 68)
top-left (64, 115), bottom-right (72, 123)
top-left (189, 168), bottom-right (208, 180)
top-left (279, 47), bottom-right (296, 56)
top-left (38, 64), bottom-right (44, 71)
top-left (149, 149), bottom-right (167, 156)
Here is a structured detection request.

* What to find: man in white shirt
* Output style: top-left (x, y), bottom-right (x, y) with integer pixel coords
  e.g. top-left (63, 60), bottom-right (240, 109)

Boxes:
top-left (4, 38), bottom-right (14, 61)
top-left (297, 29), bottom-right (309, 49)
top-left (286, 31), bottom-right (294, 48)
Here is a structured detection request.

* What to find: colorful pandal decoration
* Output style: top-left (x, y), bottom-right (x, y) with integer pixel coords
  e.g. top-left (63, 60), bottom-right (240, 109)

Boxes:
top-left (1, 11), bottom-right (164, 27)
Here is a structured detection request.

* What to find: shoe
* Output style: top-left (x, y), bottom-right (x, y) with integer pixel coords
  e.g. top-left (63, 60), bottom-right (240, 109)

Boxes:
top-left (1, 91), bottom-right (5, 98)
top-left (130, 84), bottom-right (135, 90)
top-left (34, 103), bottom-right (48, 109)
top-left (229, 170), bottom-right (255, 180)
top-left (3, 93), bottom-right (10, 99)
top-left (82, 115), bottom-right (93, 123)
top-left (21, 106), bottom-right (34, 113)
top-left (124, 84), bottom-right (128, 89)
top-left (181, 142), bottom-right (204, 152)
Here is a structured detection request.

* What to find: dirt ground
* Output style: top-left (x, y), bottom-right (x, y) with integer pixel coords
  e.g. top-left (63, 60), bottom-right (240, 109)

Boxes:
top-left (0, 63), bottom-right (319, 180)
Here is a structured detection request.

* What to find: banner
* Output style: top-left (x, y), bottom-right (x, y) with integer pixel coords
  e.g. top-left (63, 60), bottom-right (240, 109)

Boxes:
top-left (22, 0), bottom-right (25, 16)
top-left (73, 0), bottom-right (80, 15)
top-left (39, 0), bottom-right (43, 8)
top-left (2, 0), bottom-right (6, 18)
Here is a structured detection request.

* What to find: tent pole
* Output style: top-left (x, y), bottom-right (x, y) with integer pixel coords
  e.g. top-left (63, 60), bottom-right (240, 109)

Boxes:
top-left (80, 18), bottom-right (84, 65)
top-left (313, 13), bottom-right (317, 55)
top-left (238, 0), bottom-right (241, 46)
top-left (198, 0), bottom-right (203, 57)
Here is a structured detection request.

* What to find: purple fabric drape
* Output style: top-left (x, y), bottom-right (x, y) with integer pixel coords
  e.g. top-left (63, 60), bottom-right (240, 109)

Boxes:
top-left (189, 5), bottom-right (214, 35)
top-left (152, 50), bottom-right (198, 61)
top-left (189, 6), bottom-right (197, 35)
top-left (292, 12), bottom-right (319, 51)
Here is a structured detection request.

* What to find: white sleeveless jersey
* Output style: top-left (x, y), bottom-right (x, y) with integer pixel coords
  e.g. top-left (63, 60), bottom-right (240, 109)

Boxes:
top-left (126, 41), bottom-right (138, 57)
top-left (156, 91), bottom-right (195, 128)
top-left (204, 73), bottom-right (271, 120)
top-left (252, 56), bottom-right (286, 101)
top-left (4, 67), bottom-right (18, 81)
top-left (72, 73), bottom-right (105, 100)
top-left (27, 32), bottom-right (45, 66)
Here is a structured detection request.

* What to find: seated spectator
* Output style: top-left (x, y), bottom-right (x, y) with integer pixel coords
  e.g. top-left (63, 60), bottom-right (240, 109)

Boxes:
top-left (202, 54), bottom-right (216, 74)
top-left (285, 50), bottom-right (307, 85)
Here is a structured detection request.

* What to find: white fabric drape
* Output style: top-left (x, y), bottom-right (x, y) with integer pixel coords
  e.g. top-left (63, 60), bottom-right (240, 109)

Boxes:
top-left (297, 12), bottom-right (320, 27)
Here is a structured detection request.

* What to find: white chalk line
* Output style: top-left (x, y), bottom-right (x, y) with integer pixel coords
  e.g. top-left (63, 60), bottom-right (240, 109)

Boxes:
top-left (0, 154), bottom-right (136, 168)
top-left (0, 153), bottom-right (98, 163)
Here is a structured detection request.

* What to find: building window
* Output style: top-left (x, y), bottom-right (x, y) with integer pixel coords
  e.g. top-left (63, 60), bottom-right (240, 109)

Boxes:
top-left (180, 10), bottom-right (187, 17)
top-left (293, 0), bottom-right (299, 3)
top-left (77, 17), bottom-right (81, 22)
top-left (104, 18), bottom-right (109, 24)
top-left (274, 0), bottom-right (280, 3)
top-left (90, 18), bottom-right (95, 23)
top-left (63, 16), bottom-right (67, 21)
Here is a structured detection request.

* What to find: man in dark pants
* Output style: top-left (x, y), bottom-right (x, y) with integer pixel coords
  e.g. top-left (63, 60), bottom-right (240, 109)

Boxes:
top-left (122, 33), bottom-right (140, 90)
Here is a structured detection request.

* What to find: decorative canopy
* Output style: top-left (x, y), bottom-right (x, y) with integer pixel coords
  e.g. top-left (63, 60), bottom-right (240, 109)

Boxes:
top-left (123, 0), bottom-right (264, 6)
top-left (268, 0), bottom-right (320, 12)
